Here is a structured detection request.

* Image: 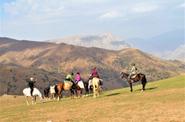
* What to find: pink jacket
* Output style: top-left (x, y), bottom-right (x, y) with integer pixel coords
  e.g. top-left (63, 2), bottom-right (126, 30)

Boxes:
top-left (75, 74), bottom-right (81, 82)
top-left (91, 68), bottom-right (99, 78)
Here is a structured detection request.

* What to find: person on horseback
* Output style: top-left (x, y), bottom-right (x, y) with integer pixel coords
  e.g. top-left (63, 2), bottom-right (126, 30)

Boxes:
top-left (26, 77), bottom-right (36, 96)
top-left (65, 72), bottom-right (74, 82)
top-left (75, 72), bottom-right (81, 84)
top-left (129, 63), bottom-right (138, 79)
top-left (89, 67), bottom-right (103, 87)
top-left (90, 67), bottom-right (100, 79)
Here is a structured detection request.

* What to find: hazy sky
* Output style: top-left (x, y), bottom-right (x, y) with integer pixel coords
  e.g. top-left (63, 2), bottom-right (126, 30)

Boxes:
top-left (0, 0), bottom-right (184, 41)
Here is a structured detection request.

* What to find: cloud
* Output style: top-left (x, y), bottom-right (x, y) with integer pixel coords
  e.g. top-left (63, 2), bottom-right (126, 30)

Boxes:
top-left (178, 2), bottom-right (185, 8)
top-left (99, 10), bottom-right (122, 19)
top-left (3, 0), bottom-right (64, 24)
top-left (131, 3), bottom-right (159, 13)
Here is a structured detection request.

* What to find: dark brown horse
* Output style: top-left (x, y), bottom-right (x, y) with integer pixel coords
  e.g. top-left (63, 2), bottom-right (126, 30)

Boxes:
top-left (121, 72), bottom-right (147, 92)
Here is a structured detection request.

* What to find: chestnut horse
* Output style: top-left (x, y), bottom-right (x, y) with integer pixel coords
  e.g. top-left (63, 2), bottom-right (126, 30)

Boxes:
top-left (55, 81), bottom-right (84, 100)
top-left (121, 72), bottom-right (147, 92)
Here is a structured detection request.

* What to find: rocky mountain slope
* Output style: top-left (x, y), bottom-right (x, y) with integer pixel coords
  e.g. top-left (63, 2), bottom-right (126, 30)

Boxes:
top-left (0, 37), bottom-right (184, 95)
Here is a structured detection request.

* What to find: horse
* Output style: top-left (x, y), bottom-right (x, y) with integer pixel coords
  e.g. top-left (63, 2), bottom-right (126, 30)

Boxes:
top-left (75, 80), bottom-right (85, 98)
top-left (23, 87), bottom-right (43, 105)
top-left (55, 82), bottom-right (64, 101)
top-left (49, 85), bottom-right (56, 99)
top-left (44, 86), bottom-right (55, 100)
top-left (84, 80), bottom-right (93, 95)
top-left (121, 72), bottom-right (147, 92)
top-left (53, 81), bottom-right (81, 100)
top-left (44, 86), bottom-right (50, 99)
top-left (84, 78), bottom-right (103, 96)
top-left (92, 77), bottom-right (101, 98)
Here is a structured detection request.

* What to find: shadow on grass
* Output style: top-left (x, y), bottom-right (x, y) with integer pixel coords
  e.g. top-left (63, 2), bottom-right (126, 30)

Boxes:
top-left (135, 87), bottom-right (158, 91)
top-left (106, 93), bottom-right (121, 97)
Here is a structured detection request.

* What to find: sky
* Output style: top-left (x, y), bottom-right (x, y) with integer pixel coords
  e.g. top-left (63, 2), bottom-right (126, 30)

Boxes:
top-left (0, 0), bottom-right (184, 41)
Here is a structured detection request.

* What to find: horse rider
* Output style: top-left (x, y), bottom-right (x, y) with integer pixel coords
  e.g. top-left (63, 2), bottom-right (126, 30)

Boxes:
top-left (129, 63), bottom-right (138, 79)
top-left (75, 72), bottom-right (81, 84)
top-left (89, 67), bottom-right (103, 86)
top-left (65, 72), bottom-right (74, 83)
top-left (26, 77), bottom-right (36, 96)
top-left (90, 67), bottom-right (100, 79)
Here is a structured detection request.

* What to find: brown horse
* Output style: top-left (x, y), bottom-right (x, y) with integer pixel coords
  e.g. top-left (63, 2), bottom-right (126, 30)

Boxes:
top-left (121, 72), bottom-right (147, 92)
top-left (55, 81), bottom-right (84, 100)
top-left (55, 82), bottom-right (63, 101)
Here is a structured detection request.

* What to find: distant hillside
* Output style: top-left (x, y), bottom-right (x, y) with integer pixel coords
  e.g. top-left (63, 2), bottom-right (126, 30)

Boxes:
top-left (49, 33), bottom-right (131, 50)
top-left (0, 37), bottom-right (185, 95)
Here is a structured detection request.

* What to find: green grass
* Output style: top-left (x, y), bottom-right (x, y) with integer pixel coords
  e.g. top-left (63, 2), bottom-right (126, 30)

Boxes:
top-left (0, 75), bottom-right (185, 122)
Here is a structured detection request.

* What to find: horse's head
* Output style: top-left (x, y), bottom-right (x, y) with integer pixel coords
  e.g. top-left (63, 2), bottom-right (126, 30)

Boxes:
top-left (120, 72), bottom-right (129, 79)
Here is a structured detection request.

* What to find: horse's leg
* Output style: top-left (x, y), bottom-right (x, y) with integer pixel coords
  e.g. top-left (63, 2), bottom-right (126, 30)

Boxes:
top-left (25, 96), bottom-right (29, 105)
top-left (81, 89), bottom-right (84, 97)
top-left (77, 89), bottom-right (82, 98)
top-left (129, 81), bottom-right (133, 92)
top-left (79, 89), bottom-right (82, 97)
top-left (31, 96), bottom-right (34, 104)
top-left (141, 77), bottom-right (147, 91)
top-left (32, 96), bottom-right (36, 104)
top-left (34, 96), bottom-right (37, 104)
top-left (58, 90), bottom-right (62, 101)
top-left (95, 83), bottom-right (99, 97)
top-left (53, 94), bottom-right (55, 100)
top-left (93, 85), bottom-right (96, 98)
top-left (57, 93), bottom-right (60, 101)
top-left (70, 89), bottom-right (75, 99)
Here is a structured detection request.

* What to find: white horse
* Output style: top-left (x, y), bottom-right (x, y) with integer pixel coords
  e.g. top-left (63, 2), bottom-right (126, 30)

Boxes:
top-left (92, 77), bottom-right (101, 98)
top-left (23, 87), bottom-right (43, 105)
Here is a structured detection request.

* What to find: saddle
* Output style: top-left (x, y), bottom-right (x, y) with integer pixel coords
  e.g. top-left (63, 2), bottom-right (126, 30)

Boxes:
top-left (130, 74), bottom-right (137, 79)
top-left (64, 81), bottom-right (73, 90)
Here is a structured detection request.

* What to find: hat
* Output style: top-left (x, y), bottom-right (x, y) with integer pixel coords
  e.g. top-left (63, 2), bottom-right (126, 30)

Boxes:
top-left (30, 77), bottom-right (34, 81)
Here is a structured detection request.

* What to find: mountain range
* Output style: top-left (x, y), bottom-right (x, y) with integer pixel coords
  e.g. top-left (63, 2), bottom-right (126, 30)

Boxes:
top-left (0, 37), bottom-right (184, 95)
top-left (49, 32), bottom-right (131, 50)
top-left (127, 29), bottom-right (185, 61)
top-left (48, 29), bottom-right (185, 62)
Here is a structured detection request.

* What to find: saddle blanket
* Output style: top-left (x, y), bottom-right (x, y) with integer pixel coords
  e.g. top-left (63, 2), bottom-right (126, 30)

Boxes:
top-left (77, 81), bottom-right (84, 89)
top-left (64, 81), bottom-right (73, 90)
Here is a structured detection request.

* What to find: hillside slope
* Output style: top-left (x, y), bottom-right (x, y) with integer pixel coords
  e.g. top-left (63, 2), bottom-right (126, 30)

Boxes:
top-left (0, 75), bottom-right (184, 122)
top-left (0, 37), bottom-right (185, 95)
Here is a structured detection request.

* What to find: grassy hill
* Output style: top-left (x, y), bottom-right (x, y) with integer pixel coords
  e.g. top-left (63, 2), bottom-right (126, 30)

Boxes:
top-left (0, 37), bottom-right (185, 95)
top-left (0, 75), bottom-right (184, 122)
